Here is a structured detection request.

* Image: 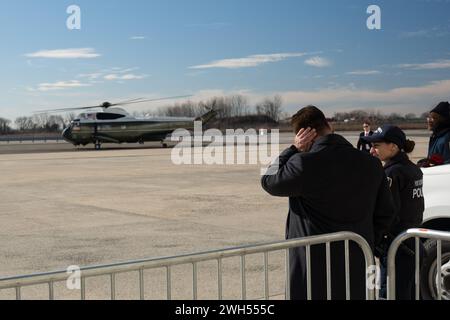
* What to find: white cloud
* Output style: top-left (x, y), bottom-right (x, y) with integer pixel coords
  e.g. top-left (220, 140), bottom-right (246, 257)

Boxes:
top-left (401, 29), bottom-right (430, 38)
top-left (189, 53), bottom-right (307, 69)
top-left (130, 36), bottom-right (146, 40)
top-left (113, 67), bottom-right (140, 74)
top-left (398, 59), bottom-right (450, 70)
top-left (78, 73), bottom-right (103, 80)
top-left (186, 79), bottom-right (450, 116)
top-left (121, 74), bottom-right (147, 80)
top-left (30, 80), bottom-right (92, 92)
top-left (346, 70), bottom-right (381, 75)
top-left (25, 48), bottom-right (100, 59)
top-left (77, 68), bottom-right (147, 82)
top-left (304, 56), bottom-right (332, 68)
top-left (104, 74), bottom-right (147, 81)
top-left (103, 74), bottom-right (119, 81)
top-left (277, 80), bottom-right (450, 115)
top-left (400, 26), bottom-right (449, 38)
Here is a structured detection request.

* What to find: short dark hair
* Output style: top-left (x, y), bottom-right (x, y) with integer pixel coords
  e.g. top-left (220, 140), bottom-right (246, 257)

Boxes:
top-left (363, 120), bottom-right (371, 126)
top-left (291, 105), bottom-right (329, 134)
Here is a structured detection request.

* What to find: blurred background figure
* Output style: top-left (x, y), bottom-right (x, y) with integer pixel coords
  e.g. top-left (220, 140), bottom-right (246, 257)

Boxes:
top-left (357, 121), bottom-right (374, 153)
top-left (417, 101), bottom-right (450, 167)
top-left (427, 102), bottom-right (450, 165)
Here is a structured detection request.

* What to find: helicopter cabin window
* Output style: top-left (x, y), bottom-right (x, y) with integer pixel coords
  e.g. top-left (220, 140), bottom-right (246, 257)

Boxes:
top-left (96, 113), bottom-right (126, 120)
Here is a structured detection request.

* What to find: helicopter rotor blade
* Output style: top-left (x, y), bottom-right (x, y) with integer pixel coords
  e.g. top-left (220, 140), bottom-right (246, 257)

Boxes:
top-left (109, 97), bottom-right (146, 106)
top-left (111, 95), bottom-right (193, 106)
top-left (34, 95), bottom-right (193, 114)
top-left (34, 105), bottom-right (103, 114)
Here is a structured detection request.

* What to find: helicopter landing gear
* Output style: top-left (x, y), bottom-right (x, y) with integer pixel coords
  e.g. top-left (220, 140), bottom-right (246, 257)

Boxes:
top-left (95, 141), bottom-right (102, 150)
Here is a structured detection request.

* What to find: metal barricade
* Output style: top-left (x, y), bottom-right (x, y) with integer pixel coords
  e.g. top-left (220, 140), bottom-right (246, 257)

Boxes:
top-left (0, 232), bottom-right (375, 300)
top-left (387, 228), bottom-right (450, 300)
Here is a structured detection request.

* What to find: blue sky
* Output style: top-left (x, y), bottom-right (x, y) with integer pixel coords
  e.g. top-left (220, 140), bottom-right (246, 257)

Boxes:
top-left (1, 0), bottom-right (450, 120)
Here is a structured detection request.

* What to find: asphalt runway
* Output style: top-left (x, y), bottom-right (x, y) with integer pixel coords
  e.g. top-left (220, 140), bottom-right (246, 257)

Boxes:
top-left (0, 140), bottom-right (174, 155)
top-left (0, 131), bottom-right (431, 299)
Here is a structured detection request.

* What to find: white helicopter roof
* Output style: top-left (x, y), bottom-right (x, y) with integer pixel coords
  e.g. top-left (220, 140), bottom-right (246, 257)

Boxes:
top-left (104, 107), bottom-right (129, 115)
top-left (77, 107), bottom-right (129, 118)
top-left (76, 107), bottom-right (195, 122)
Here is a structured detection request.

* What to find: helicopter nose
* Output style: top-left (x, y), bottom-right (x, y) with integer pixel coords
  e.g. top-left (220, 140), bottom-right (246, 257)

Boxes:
top-left (62, 128), bottom-right (73, 143)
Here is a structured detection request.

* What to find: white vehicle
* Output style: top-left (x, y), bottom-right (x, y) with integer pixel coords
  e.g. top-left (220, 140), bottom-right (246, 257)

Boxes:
top-left (421, 164), bottom-right (450, 299)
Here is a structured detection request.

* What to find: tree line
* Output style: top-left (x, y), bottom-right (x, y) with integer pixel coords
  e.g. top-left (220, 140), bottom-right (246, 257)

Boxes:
top-left (139, 95), bottom-right (285, 122)
top-left (0, 114), bottom-right (76, 134)
top-left (332, 110), bottom-right (428, 123)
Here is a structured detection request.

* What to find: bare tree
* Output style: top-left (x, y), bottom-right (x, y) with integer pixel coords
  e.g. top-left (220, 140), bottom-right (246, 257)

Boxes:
top-left (155, 100), bottom-right (205, 118)
top-left (15, 117), bottom-right (29, 131)
top-left (387, 112), bottom-right (403, 121)
top-left (28, 114), bottom-right (64, 132)
top-left (15, 116), bottom-right (37, 132)
top-left (46, 115), bottom-right (65, 131)
top-left (256, 95), bottom-right (283, 122)
top-left (63, 113), bottom-right (77, 125)
top-left (32, 113), bottom-right (49, 130)
top-left (229, 95), bottom-right (249, 117)
top-left (0, 117), bottom-right (12, 134)
top-left (420, 112), bottom-right (429, 119)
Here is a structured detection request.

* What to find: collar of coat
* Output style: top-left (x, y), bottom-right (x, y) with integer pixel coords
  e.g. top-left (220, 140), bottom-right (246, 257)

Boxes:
top-left (309, 134), bottom-right (353, 153)
top-left (432, 126), bottom-right (450, 138)
top-left (384, 152), bottom-right (409, 170)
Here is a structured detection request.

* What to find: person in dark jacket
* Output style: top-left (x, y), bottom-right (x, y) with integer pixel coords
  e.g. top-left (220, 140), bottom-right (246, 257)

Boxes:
top-left (419, 101), bottom-right (450, 166)
top-left (357, 121), bottom-right (374, 153)
top-left (362, 125), bottom-right (425, 300)
top-left (261, 106), bottom-right (396, 300)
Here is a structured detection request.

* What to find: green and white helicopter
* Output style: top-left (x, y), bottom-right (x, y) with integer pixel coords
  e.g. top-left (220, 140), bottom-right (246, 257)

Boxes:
top-left (36, 96), bottom-right (217, 150)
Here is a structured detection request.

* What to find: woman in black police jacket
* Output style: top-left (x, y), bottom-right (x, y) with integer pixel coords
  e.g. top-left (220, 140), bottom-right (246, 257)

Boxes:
top-left (363, 125), bottom-right (425, 300)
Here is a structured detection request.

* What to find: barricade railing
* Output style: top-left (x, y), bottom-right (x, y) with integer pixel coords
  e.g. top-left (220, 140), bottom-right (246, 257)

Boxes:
top-left (0, 232), bottom-right (375, 300)
top-left (387, 228), bottom-right (450, 300)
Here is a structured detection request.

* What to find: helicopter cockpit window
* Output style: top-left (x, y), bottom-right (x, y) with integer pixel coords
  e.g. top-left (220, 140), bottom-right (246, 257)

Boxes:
top-left (96, 113), bottom-right (126, 120)
top-left (71, 120), bottom-right (81, 130)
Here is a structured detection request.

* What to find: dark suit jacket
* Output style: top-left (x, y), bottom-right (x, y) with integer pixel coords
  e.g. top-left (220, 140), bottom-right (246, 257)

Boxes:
top-left (357, 131), bottom-right (374, 153)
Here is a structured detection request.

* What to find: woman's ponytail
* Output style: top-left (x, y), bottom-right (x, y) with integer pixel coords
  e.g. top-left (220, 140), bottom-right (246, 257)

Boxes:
top-left (404, 139), bottom-right (416, 153)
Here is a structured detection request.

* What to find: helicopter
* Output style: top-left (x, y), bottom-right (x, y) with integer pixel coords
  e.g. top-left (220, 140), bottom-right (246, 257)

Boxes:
top-left (35, 96), bottom-right (217, 150)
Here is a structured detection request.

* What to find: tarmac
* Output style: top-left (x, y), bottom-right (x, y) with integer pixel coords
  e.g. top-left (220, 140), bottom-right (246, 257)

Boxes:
top-left (0, 131), bottom-right (430, 299)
